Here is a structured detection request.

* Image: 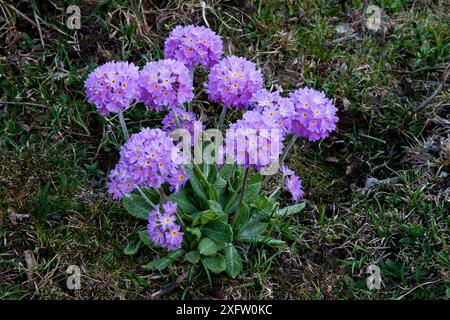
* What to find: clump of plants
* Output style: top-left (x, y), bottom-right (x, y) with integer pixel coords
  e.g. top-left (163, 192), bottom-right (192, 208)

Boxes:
top-left (84, 25), bottom-right (338, 278)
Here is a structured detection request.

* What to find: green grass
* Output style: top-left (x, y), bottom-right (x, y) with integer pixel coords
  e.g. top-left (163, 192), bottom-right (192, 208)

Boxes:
top-left (1, 0), bottom-right (449, 299)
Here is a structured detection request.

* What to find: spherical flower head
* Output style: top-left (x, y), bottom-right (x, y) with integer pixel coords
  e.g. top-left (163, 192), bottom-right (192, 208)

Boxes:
top-left (227, 109), bottom-right (284, 171)
top-left (162, 107), bottom-right (205, 145)
top-left (147, 201), bottom-right (183, 251)
top-left (251, 89), bottom-right (296, 134)
top-left (85, 61), bottom-right (140, 116)
top-left (289, 87), bottom-right (338, 141)
top-left (284, 174), bottom-right (304, 202)
top-left (164, 25), bottom-right (223, 69)
top-left (205, 56), bottom-right (263, 109)
top-left (138, 59), bottom-right (194, 111)
top-left (107, 128), bottom-right (187, 200)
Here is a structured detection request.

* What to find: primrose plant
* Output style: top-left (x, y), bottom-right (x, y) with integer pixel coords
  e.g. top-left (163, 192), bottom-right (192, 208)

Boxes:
top-left (84, 25), bottom-right (338, 279)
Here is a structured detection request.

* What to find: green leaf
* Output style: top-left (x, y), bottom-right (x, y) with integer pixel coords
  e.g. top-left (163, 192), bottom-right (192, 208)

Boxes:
top-left (225, 243), bottom-right (243, 278)
top-left (202, 220), bottom-right (233, 243)
top-left (185, 250), bottom-right (200, 264)
top-left (213, 176), bottom-right (228, 204)
top-left (208, 200), bottom-right (224, 216)
top-left (122, 192), bottom-right (154, 220)
top-left (192, 210), bottom-right (217, 226)
top-left (219, 164), bottom-right (235, 181)
top-left (186, 227), bottom-right (202, 241)
top-left (142, 257), bottom-right (171, 271)
top-left (243, 173), bottom-right (262, 204)
top-left (206, 163), bottom-right (218, 184)
top-left (139, 229), bottom-right (153, 248)
top-left (202, 255), bottom-right (226, 273)
top-left (186, 166), bottom-right (209, 204)
top-left (251, 196), bottom-right (276, 222)
top-left (124, 239), bottom-right (142, 255)
top-left (263, 238), bottom-right (286, 246)
top-left (233, 202), bottom-right (250, 228)
top-left (198, 237), bottom-right (223, 256)
top-left (276, 203), bottom-right (306, 217)
top-left (169, 188), bottom-right (198, 214)
top-left (236, 221), bottom-right (268, 242)
top-left (142, 249), bottom-right (184, 271)
top-left (201, 210), bottom-right (217, 224)
top-left (168, 249), bottom-right (184, 260)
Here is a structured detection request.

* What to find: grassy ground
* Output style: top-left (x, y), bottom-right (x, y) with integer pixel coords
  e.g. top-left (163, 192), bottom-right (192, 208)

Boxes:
top-left (0, 0), bottom-right (449, 300)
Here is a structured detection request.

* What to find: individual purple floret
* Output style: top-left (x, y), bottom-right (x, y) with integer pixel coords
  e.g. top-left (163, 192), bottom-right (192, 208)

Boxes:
top-left (164, 25), bottom-right (223, 69)
top-left (147, 202), bottom-right (184, 251)
top-left (138, 59), bottom-right (194, 111)
top-left (284, 174), bottom-right (304, 202)
top-left (205, 56), bottom-right (263, 109)
top-left (227, 109), bottom-right (284, 171)
top-left (84, 61), bottom-right (140, 116)
top-left (107, 128), bottom-right (187, 200)
top-left (289, 87), bottom-right (338, 141)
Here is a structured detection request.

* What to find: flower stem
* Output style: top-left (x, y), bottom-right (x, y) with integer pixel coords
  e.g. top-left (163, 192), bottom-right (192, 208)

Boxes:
top-left (280, 135), bottom-right (298, 164)
top-left (118, 111), bottom-right (129, 140)
top-left (263, 135), bottom-right (298, 187)
top-left (188, 67), bottom-right (195, 112)
top-left (232, 167), bottom-right (250, 227)
top-left (172, 109), bottom-right (182, 129)
top-left (136, 186), bottom-right (155, 207)
top-left (218, 105), bottom-right (227, 131)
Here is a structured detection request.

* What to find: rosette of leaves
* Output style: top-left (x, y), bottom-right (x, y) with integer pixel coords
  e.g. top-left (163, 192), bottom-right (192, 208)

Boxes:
top-left (122, 146), bottom-right (305, 279)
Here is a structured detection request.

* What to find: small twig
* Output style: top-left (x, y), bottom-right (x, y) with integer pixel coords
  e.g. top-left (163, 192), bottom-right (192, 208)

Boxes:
top-left (150, 272), bottom-right (188, 299)
top-left (0, 100), bottom-right (46, 108)
top-left (0, 0), bottom-right (38, 28)
top-left (396, 279), bottom-right (442, 300)
top-left (200, 1), bottom-right (210, 28)
top-left (24, 250), bottom-right (38, 289)
top-left (359, 133), bottom-right (386, 144)
top-left (30, 0), bottom-right (45, 48)
top-left (414, 63), bottom-right (450, 113)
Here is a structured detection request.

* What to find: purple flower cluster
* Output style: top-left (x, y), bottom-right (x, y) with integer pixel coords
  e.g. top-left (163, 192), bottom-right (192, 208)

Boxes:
top-left (85, 61), bottom-right (140, 116)
top-left (162, 107), bottom-right (204, 145)
top-left (164, 25), bottom-right (223, 69)
top-left (139, 59), bottom-right (194, 111)
top-left (227, 109), bottom-right (284, 171)
top-left (280, 166), bottom-right (304, 202)
top-left (289, 87), bottom-right (338, 141)
top-left (251, 89), bottom-right (296, 135)
top-left (147, 201), bottom-right (184, 250)
top-left (108, 128), bottom-right (188, 200)
top-left (205, 56), bottom-right (263, 109)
